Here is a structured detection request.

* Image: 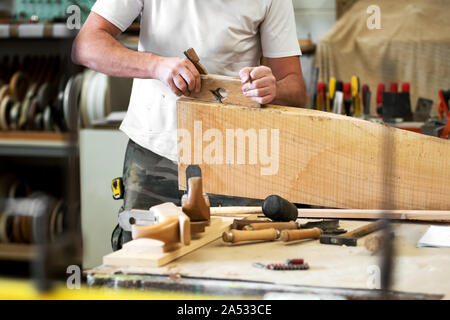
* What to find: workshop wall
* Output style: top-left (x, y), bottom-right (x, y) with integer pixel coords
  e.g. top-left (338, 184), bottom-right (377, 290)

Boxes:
top-left (293, 0), bottom-right (336, 42)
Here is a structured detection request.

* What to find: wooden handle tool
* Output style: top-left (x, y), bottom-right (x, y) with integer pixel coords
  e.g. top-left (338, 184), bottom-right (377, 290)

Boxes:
top-left (181, 176), bottom-right (210, 221)
top-left (132, 217), bottom-right (180, 244)
top-left (222, 228), bottom-right (280, 244)
top-left (184, 48), bottom-right (208, 75)
top-left (344, 220), bottom-right (384, 238)
top-left (280, 228), bottom-right (322, 242)
top-left (243, 221), bottom-right (298, 231)
top-left (211, 206), bottom-right (263, 216)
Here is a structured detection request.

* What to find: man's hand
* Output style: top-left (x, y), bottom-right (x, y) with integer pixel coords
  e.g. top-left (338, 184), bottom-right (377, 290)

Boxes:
top-left (155, 57), bottom-right (201, 97)
top-left (239, 66), bottom-right (277, 104)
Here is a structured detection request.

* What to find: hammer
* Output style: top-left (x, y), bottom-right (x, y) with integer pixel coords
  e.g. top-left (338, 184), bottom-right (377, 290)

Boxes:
top-left (262, 195), bottom-right (298, 222)
top-left (319, 220), bottom-right (385, 247)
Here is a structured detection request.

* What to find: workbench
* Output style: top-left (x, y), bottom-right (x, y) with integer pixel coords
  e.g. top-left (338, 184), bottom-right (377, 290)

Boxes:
top-left (87, 219), bottom-right (450, 300)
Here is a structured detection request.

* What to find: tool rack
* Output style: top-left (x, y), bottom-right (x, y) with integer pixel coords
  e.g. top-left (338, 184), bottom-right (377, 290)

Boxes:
top-left (0, 25), bottom-right (82, 286)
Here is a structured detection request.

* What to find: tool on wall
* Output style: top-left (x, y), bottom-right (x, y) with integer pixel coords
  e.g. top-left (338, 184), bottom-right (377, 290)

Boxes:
top-left (413, 97), bottom-right (433, 122)
top-left (401, 82), bottom-right (410, 93)
top-left (343, 82), bottom-right (352, 116)
top-left (351, 76), bottom-right (361, 117)
top-left (438, 89), bottom-right (450, 139)
top-left (333, 80), bottom-right (343, 114)
top-left (376, 83), bottom-right (385, 118)
top-left (316, 82), bottom-right (326, 112)
top-left (320, 220), bottom-right (384, 246)
top-left (382, 86), bottom-right (413, 123)
top-left (362, 84), bottom-right (371, 120)
top-left (390, 82), bottom-right (398, 93)
top-left (328, 77), bottom-right (336, 112)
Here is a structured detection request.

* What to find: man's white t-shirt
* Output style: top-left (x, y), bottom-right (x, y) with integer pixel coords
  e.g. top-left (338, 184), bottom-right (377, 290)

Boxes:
top-left (91, 0), bottom-right (301, 162)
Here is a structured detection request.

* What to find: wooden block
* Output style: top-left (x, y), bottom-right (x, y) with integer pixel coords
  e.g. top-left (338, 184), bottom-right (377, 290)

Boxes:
top-left (187, 75), bottom-right (260, 108)
top-left (103, 218), bottom-right (231, 267)
top-left (177, 99), bottom-right (450, 211)
top-left (122, 239), bottom-right (180, 254)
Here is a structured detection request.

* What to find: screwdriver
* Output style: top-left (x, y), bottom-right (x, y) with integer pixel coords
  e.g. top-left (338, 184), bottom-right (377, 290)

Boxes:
top-left (343, 82), bottom-right (352, 116)
top-left (334, 80), bottom-right (344, 114)
top-left (376, 83), bottom-right (385, 118)
top-left (316, 82), bottom-right (326, 112)
top-left (351, 76), bottom-right (361, 117)
top-left (362, 84), bottom-right (371, 120)
top-left (328, 77), bottom-right (336, 112)
top-left (390, 82), bottom-right (398, 93)
top-left (401, 82), bottom-right (410, 93)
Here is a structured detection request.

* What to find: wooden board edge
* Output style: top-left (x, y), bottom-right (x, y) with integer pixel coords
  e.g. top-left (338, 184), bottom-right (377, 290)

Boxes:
top-left (299, 209), bottom-right (450, 222)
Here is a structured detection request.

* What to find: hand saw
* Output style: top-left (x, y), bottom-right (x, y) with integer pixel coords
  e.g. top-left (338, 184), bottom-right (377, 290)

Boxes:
top-left (183, 48), bottom-right (260, 108)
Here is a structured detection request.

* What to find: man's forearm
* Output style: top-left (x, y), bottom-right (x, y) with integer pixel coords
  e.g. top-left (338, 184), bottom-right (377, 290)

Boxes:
top-left (72, 30), bottom-right (159, 79)
top-left (273, 73), bottom-right (307, 108)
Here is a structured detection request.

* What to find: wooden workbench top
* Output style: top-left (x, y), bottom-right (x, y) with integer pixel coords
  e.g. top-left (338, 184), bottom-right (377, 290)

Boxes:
top-left (89, 220), bottom-right (450, 296)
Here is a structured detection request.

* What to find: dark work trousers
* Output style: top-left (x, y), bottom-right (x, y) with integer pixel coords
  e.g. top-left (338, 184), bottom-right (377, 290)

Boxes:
top-left (111, 139), bottom-right (263, 251)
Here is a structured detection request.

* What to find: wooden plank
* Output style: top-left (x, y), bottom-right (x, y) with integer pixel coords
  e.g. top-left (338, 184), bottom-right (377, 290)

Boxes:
top-left (177, 99), bottom-right (450, 211)
top-left (103, 218), bottom-right (231, 267)
top-left (298, 209), bottom-right (450, 222)
top-left (210, 206), bottom-right (262, 216)
top-left (186, 75), bottom-right (260, 108)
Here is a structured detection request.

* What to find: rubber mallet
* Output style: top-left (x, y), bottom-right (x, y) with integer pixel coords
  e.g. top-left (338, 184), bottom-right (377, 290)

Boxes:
top-left (262, 195), bottom-right (298, 222)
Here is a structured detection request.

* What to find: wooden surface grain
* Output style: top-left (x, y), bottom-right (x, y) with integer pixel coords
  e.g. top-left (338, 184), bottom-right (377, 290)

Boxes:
top-left (177, 99), bottom-right (450, 210)
top-left (186, 75), bottom-right (260, 108)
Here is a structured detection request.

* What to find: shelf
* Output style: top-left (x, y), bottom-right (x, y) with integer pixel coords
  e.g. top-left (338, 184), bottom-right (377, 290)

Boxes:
top-left (0, 244), bottom-right (36, 262)
top-left (0, 131), bottom-right (73, 158)
top-left (0, 23), bottom-right (78, 39)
